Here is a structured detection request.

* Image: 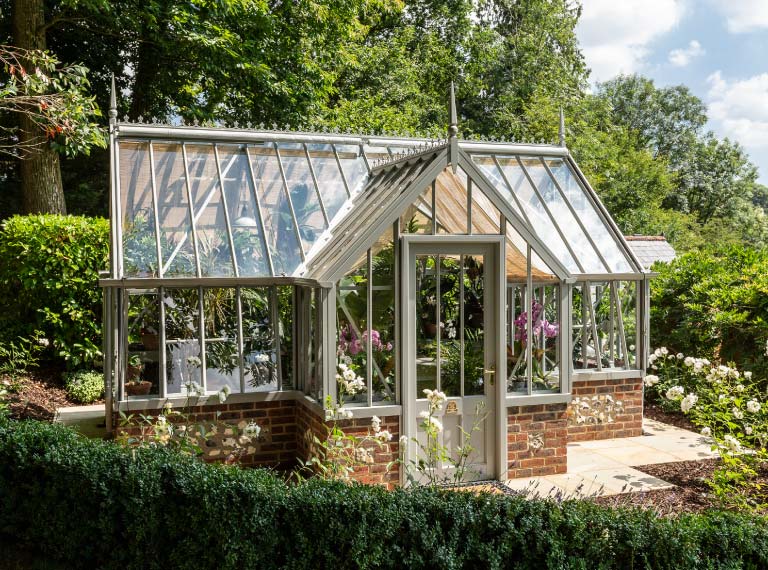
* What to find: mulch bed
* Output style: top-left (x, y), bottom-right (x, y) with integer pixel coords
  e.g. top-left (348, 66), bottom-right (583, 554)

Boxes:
top-left (643, 401), bottom-right (698, 432)
top-left (2, 368), bottom-right (101, 421)
top-left (594, 458), bottom-right (768, 515)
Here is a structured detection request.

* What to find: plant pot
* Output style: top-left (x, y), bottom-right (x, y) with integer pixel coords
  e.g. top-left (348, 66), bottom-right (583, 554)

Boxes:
top-left (127, 364), bottom-right (143, 382)
top-left (126, 381), bottom-right (152, 396)
top-left (141, 333), bottom-right (160, 351)
top-left (422, 322), bottom-right (438, 338)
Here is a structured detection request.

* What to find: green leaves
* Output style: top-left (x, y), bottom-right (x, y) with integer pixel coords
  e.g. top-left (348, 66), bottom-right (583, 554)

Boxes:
top-left (0, 215), bottom-right (109, 369)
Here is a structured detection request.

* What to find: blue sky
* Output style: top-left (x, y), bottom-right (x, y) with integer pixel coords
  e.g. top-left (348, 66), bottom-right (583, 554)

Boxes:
top-left (576, 0), bottom-right (768, 184)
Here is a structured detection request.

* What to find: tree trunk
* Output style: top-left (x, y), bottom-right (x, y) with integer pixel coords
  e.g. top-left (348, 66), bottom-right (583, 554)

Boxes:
top-left (13, 0), bottom-right (67, 214)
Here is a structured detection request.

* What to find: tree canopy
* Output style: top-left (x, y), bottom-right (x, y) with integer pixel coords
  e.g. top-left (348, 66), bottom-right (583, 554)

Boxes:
top-left (0, 0), bottom-right (764, 251)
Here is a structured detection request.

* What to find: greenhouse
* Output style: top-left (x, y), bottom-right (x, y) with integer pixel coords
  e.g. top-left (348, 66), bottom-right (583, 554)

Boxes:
top-left (102, 85), bottom-right (651, 483)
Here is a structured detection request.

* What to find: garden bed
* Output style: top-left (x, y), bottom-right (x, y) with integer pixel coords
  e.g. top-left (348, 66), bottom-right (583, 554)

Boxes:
top-left (643, 401), bottom-right (697, 432)
top-left (594, 458), bottom-right (768, 515)
top-left (3, 369), bottom-right (102, 421)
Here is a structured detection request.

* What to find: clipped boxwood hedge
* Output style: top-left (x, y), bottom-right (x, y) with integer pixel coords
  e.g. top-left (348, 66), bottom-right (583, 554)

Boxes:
top-left (0, 419), bottom-right (767, 570)
top-left (0, 215), bottom-right (109, 368)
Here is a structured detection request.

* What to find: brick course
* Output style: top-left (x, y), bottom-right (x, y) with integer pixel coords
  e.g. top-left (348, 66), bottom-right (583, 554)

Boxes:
top-left (567, 378), bottom-right (643, 442)
top-left (507, 403), bottom-right (568, 478)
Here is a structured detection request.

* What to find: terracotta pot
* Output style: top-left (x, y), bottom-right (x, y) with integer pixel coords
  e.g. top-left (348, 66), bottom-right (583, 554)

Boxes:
top-left (422, 322), bottom-right (438, 338)
top-left (141, 333), bottom-right (160, 351)
top-left (126, 381), bottom-right (152, 396)
top-left (127, 364), bottom-right (143, 382)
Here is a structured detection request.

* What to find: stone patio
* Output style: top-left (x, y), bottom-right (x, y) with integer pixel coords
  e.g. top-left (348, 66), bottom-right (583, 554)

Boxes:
top-left (505, 418), bottom-right (717, 498)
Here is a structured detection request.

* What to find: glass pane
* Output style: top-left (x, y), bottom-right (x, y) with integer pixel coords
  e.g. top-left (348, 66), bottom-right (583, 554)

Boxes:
top-left (505, 225), bottom-right (554, 281)
top-left (523, 158), bottom-right (603, 273)
top-left (416, 255), bottom-right (438, 394)
top-left (549, 160), bottom-right (633, 273)
top-left (163, 288), bottom-right (201, 394)
top-left (277, 286), bottom-right (294, 389)
top-left (372, 235), bottom-right (396, 403)
top-left (463, 254), bottom-right (485, 396)
top-left (127, 291), bottom-right (160, 397)
top-left (219, 145), bottom-right (270, 277)
top-left (153, 143), bottom-right (196, 276)
top-left (471, 185), bottom-right (502, 235)
top-left (401, 183), bottom-right (433, 234)
top-left (307, 288), bottom-right (322, 400)
top-left (335, 144), bottom-right (368, 195)
top-left (250, 146), bottom-right (303, 276)
top-left (434, 168), bottom-right (467, 234)
top-left (439, 255), bottom-right (461, 397)
top-left (468, 155), bottom-right (522, 216)
top-left (241, 287), bottom-right (277, 392)
top-left (202, 288), bottom-right (240, 393)
top-left (185, 144), bottom-right (235, 277)
top-left (572, 284), bottom-right (587, 370)
top-left (120, 141), bottom-right (158, 277)
top-left (337, 259), bottom-right (367, 403)
top-left (493, 156), bottom-right (579, 272)
top-left (507, 285), bottom-right (527, 393)
top-left (307, 144), bottom-right (348, 220)
top-left (279, 145), bottom-right (326, 252)
top-left (531, 284), bottom-right (560, 393)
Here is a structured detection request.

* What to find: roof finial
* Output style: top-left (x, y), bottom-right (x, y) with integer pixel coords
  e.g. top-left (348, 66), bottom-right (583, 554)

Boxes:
top-left (448, 81), bottom-right (458, 139)
top-left (109, 74), bottom-right (118, 127)
top-left (558, 107), bottom-right (566, 147)
top-left (448, 81), bottom-right (458, 172)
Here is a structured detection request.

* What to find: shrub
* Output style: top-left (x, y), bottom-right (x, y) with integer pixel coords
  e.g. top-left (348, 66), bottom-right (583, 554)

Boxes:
top-left (63, 370), bottom-right (104, 404)
top-left (0, 215), bottom-right (109, 368)
top-left (651, 246), bottom-right (768, 387)
top-left (645, 348), bottom-right (768, 510)
top-left (1, 418), bottom-right (768, 570)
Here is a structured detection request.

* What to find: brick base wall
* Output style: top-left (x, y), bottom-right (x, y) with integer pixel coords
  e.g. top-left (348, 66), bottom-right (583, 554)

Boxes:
top-left (567, 379), bottom-right (643, 442)
top-left (116, 399), bottom-right (400, 488)
top-left (295, 404), bottom-right (400, 489)
top-left (507, 403), bottom-right (568, 478)
top-left (116, 399), bottom-right (299, 469)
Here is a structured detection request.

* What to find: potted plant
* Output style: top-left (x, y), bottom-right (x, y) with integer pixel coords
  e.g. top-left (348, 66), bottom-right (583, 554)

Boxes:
top-left (125, 354), bottom-right (151, 396)
top-left (140, 326), bottom-right (160, 351)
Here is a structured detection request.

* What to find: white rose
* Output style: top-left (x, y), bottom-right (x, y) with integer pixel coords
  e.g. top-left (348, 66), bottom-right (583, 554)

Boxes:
top-left (700, 427), bottom-right (711, 437)
top-left (746, 400), bottom-right (761, 413)
top-left (680, 393), bottom-right (698, 413)
top-left (643, 374), bottom-right (659, 387)
top-left (665, 386), bottom-right (684, 401)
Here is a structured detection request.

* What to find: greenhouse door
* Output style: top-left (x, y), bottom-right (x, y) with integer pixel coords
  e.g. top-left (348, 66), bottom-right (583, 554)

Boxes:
top-left (402, 237), bottom-right (503, 483)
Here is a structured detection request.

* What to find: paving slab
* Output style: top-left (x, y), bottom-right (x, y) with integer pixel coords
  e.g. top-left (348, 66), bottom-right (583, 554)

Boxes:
top-left (505, 418), bottom-right (715, 498)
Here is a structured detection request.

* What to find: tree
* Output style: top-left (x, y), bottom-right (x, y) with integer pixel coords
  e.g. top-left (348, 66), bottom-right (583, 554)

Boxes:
top-left (0, 47), bottom-right (104, 158)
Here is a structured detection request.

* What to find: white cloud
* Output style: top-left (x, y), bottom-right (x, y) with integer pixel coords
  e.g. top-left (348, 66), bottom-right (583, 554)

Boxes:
top-left (576, 0), bottom-right (687, 82)
top-left (711, 0), bottom-right (768, 33)
top-left (668, 40), bottom-right (704, 67)
top-left (707, 71), bottom-right (768, 182)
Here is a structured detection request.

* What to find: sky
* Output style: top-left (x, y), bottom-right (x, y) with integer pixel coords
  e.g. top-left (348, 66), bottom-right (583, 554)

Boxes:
top-left (576, 0), bottom-right (768, 185)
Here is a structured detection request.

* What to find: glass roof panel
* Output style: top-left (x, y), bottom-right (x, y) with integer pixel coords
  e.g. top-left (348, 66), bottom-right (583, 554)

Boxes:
top-left (520, 157), bottom-right (606, 273)
top-left (506, 224), bottom-right (556, 281)
top-left (218, 145), bottom-right (270, 277)
top-left (120, 141), bottom-right (158, 277)
top-left (249, 145), bottom-right (303, 276)
top-left (479, 155), bottom-right (580, 273)
top-left (307, 144), bottom-right (348, 221)
top-left (278, 144), bottom-right (327, 253)
top-left (153, 142), bottom-right (197, 277)
top-left (185, 144), bottom-right (235, 277)
top-left (335, 144), bottom-right (368, 195)
top-left (548, 160), bottom-right (633, 272)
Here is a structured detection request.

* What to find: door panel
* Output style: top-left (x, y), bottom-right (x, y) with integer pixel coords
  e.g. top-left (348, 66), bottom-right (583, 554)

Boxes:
top-left (408, 242), bottom-right (496, 482)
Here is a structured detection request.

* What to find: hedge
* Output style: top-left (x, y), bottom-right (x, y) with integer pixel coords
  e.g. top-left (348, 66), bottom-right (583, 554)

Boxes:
top-left (0, 215), bottom-right (109, 368)
top-left (0, 419), bottom-right (767, 569)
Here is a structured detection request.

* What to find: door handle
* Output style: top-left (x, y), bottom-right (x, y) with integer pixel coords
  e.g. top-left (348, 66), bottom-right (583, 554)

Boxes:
top-left (484, 367), bottom-right (495, 386)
